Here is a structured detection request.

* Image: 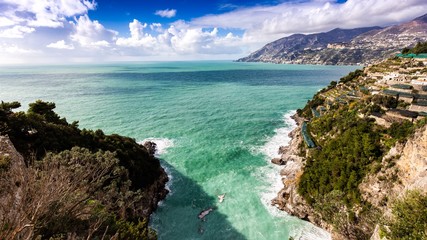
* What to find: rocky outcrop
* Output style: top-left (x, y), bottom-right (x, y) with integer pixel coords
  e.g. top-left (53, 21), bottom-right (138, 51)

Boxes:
top-left (0, 135), bottom-right (169, 238)
top-left (360, 125), bottom-right (427, 211)
top-left (269, 116), bottom-right (319, 223)
top-left (141, 140), bottom-right (169, 214)
top-left (271, 115), bottom-right (345, 238)
top-left (237, 14), bottom-right (427, 65)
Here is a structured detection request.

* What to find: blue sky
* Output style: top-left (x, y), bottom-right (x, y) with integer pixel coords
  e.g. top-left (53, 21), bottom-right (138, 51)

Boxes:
top-left (91, 0), bottom-right (348, 36)
top-left (0, 0), bottom-right (426, 64)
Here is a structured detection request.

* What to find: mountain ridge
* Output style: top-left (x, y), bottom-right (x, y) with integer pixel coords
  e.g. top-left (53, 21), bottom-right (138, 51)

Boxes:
top-left (237, 13), bottom-right (427, 65)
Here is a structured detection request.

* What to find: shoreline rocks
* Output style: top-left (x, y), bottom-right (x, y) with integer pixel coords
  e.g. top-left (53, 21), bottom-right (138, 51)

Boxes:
top-left (270, 114), bottom-right (342, 238)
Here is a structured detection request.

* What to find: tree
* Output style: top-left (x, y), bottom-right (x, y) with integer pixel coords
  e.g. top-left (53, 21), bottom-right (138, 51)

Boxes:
top-left (28, 100), bottom-right (65, 124)
top-left (0, 147), bottom-right (151, 239)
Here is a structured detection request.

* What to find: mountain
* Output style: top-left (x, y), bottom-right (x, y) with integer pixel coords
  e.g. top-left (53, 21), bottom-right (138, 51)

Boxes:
top-left (237, 14), bottom-right (427, 65)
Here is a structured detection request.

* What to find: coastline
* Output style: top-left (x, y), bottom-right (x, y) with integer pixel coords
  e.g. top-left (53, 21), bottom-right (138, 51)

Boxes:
top-left (270, 113), bottom-right (340, 238)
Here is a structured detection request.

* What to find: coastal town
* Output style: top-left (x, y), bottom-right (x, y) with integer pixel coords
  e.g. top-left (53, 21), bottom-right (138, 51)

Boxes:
top-left (313, 55), bottom-right (427, 134)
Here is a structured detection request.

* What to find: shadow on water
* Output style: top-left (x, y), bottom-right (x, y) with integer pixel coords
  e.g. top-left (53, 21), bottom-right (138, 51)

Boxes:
top-left (152, 160), bottom-right (246, 240)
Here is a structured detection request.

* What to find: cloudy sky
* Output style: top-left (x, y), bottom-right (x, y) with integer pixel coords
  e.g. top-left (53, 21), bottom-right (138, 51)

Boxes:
top-left (1, 0), bottom-right (427, 64)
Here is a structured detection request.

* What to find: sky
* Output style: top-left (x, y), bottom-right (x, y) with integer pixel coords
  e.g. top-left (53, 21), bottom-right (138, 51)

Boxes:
top-left (0, 0), bottom-right (427, 64)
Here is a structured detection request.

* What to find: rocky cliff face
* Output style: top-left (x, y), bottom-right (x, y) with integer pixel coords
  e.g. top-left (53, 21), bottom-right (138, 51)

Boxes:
top-left (273, 118), bottom-right (427, 240)
top-left (237, 14), bottom-right (427, 65)
top-left (271, 117), bottom-right (346, 239)
top-left (360, 125), bottom-right (427, 210)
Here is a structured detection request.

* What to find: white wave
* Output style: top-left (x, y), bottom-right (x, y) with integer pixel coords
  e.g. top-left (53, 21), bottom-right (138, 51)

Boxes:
top-left (158, 162), bottom-right (174, 204)
top-left (257, 165), bottom-right (289, 218)
top-left (290, 221), bottom-right (331, 240)
top-left (260, 110), bottom-right (297, 160)
top-left (256, 110), bottom-right (298, 217)
top-left (138, 138), bottom-right (175, 156)
top-left (256, 111), bottom-right (331, 240)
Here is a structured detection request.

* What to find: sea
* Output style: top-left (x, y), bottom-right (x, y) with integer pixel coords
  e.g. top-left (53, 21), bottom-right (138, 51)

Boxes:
top-left (0, 61), bottom-right (358, 240)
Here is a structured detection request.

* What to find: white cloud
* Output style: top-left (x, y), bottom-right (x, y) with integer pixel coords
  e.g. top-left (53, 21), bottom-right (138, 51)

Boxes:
top-left (0, 0), bottom-right (96, 28)
top-left (192, 0), bottom-right (427, 44)
top-left (0, 17), bottom-right (18, 27)
top-left (116, 19), bottom-right (242, 56)
top-left (70, 15), bottom-right (117, 48)
top-left (155, 9), bottom-right (177, 18)
top-left (47, 40), bottom-right (75, 49)
top-left (0, 44), bottom-right (39, 54)
top-left (116, 19), bottom-right (158, 48)
top-left (0, 25), bottom-right (35, 38)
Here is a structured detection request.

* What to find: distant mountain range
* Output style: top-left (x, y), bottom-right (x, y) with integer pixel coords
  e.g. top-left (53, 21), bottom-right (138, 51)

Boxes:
top-left (237, 14), bottom-right (427, 65)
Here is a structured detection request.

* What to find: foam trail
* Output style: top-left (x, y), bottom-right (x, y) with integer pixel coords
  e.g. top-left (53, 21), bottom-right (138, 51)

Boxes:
top-left (258, 111), bottom-right (331, 240)
top-left (257, 110), bottom-right (297, 217)
top-left (260, 110), bottom-right (297, 159)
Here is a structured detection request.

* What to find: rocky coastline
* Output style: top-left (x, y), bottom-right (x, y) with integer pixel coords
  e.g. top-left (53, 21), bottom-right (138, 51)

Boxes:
top-left (270, 114), bottom-right (343, 238)
top-left (142, 141), bottom-right (170, 216)
top-left (266, 49), bottom-right (427, 239)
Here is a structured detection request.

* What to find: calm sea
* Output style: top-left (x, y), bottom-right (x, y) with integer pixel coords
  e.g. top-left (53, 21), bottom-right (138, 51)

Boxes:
top-left (0, 61), bottom-right (358, 239)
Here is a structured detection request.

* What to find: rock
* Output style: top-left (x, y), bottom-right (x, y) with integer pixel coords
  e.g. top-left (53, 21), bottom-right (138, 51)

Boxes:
top-left (143, 141), bottom-right (157, 156)
top-left (278, 146), bottom-right (289, 154)
top-left (271, 157), bottom-right (285, 165)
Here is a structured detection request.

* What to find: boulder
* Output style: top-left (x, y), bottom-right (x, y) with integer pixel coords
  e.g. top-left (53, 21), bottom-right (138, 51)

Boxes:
top-left (271, 158), bottom-right (284, 165)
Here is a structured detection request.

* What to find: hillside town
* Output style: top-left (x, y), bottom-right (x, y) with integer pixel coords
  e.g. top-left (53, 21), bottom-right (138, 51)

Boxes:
top-left (313, 55), bottom-right (427, 130)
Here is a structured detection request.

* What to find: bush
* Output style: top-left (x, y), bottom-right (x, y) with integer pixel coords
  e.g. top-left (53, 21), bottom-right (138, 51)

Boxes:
top-left (339, 69), bottom-right (365, 84)
top-left (298, 106), bottom-right (383, 206)
top-left (381, 190), bottom-right (427, 239)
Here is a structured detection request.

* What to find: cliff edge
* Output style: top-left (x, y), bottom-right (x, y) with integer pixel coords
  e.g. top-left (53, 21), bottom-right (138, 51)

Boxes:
top-left (0, 100), bottom-right (168, 239)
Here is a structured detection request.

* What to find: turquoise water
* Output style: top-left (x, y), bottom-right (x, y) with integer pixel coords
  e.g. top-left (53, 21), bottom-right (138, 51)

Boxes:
top-left (0, 61), bottom-right (358, 239)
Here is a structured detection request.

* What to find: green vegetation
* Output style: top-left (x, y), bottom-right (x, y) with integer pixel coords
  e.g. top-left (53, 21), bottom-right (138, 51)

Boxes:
top-left (1, 100), bottom-right (161, 190)
top-left (293, 53), bottom-right (427, 239)
top-left (293, 59), bottom-right (427, 239)
top-left (402, 41), bottom-right (427, 54)
top-left (381, 190), bottom-right (427, 240)
top-left (339, 69), bottom-right (365, 84)
top-left (299, 106), bottom-right (383, 207)
top-left (298, 95), bottom-right (325, 119)
top-left (0, 100), bottom-right (166, 239)
top-left (371, 95), bottom-right (398, 109)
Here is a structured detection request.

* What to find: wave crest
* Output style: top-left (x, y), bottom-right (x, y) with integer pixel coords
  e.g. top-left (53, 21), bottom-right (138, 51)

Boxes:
top-left (139, 138), bottom-right (175, 156)
top-left (260, 110), bottom-right (297, 160)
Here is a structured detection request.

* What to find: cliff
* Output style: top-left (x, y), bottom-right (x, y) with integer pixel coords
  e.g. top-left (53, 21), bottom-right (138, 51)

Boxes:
top-left (237, 14), bottom-right (427, 65)
top-left (271, 56), bottom-right (427, 239)
top-left (0, 100), bottom-right (168, 239)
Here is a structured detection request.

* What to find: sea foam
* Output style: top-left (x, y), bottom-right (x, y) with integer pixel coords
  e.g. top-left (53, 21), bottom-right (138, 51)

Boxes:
top-left (139, 138), bottom-right (175, 156)
top-left (258, 111), bottom-right (331, 240)
top-left (257, 110), bottom-right (297, 217)
top-left (260, 110), bottom-right (297, 159)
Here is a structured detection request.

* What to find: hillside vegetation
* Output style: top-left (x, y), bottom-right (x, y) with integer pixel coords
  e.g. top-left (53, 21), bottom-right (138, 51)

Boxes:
top-left (0, 100), bottom-right (168, 239)
top-left (291, 46), bottom-right (427, 238)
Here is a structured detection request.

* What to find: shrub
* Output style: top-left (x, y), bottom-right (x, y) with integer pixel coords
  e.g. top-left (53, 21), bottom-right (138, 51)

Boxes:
top-left (381, 190), bottom-right (427, 239)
